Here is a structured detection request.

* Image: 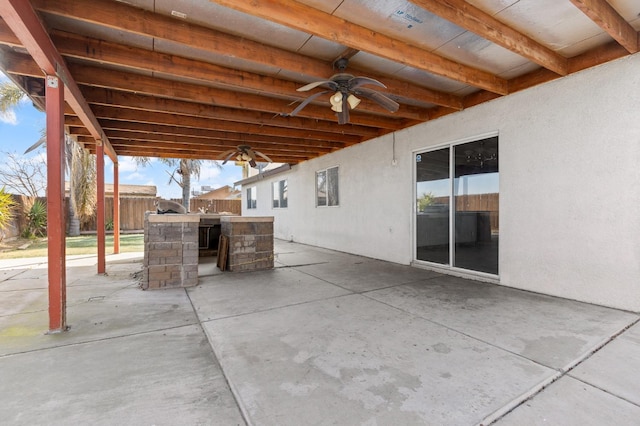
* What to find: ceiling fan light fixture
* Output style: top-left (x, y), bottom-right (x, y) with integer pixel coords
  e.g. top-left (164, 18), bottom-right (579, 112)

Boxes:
top-left (347, 94), bottom-right (361, 110)
top-left (330, 91), bottom-right (343, 112)
top-left (329, 91), bottom-right (342, 106)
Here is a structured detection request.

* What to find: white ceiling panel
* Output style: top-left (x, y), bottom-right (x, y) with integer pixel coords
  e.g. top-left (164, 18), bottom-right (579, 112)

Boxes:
top-left (296, 36), bottom-right (348, 62)
top-left (332, 0), bottom-right (466, 51)
top-left (497, 61), bottom-right (541, 80)
top-left (394, 66), bottom-right (471, 94)
top-left (465, 0), bottom-right (520, 15)
top-left (608, 0), bottom-right (640, 21)
top-left (557, 32), bottom-right (617, 58)
top-left (154, 0), bottom-right (314, 52)
top-left (435, 31), bottom-right (532, 75)
top-left (153, 39), bottom-right (282, 77)
top-left (347, 51), bottom-right (407, 76)
top-left (492, 0), bottom-right (605, 53)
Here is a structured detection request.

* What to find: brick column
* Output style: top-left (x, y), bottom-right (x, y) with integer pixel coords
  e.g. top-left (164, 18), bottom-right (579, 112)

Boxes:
top-left (142, 213), bottom-right (199, 289)
top-left (221, 216), bottom-right (274, 272)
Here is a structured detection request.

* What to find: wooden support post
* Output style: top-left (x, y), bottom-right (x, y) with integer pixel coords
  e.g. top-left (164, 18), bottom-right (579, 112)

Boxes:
top-left (113, 161), bottom-right (120, 254)
top-left (45, 75), bottom-right (67, 333)
top-left (96, 143), bottom-right (106, 274)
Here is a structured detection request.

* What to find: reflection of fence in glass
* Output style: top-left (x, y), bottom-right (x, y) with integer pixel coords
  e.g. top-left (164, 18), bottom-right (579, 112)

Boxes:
top-left (434, 193), bottom-right (499, 232)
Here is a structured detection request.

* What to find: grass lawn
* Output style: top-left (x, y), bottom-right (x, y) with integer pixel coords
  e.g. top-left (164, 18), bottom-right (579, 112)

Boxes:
top-left (0, 234), bottom-right (144, 259)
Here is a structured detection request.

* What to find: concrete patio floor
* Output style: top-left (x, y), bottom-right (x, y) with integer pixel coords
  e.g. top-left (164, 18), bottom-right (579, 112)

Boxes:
top-left (1, 240), bottom-right (639, 425)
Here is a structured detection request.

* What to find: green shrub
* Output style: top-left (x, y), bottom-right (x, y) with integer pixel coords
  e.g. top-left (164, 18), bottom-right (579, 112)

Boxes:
top-left (0, 187), bottom-right (16, 242)
top-left (23, 199), bottom-right (47, 238)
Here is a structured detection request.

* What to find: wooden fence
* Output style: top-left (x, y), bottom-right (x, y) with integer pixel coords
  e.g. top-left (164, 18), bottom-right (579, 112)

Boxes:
top-left (179, 198), bottom-right (241, 215)
top-left (2, 194), bottom-right (242, 238)
top-left (81, 197), bottom-right (157, 231)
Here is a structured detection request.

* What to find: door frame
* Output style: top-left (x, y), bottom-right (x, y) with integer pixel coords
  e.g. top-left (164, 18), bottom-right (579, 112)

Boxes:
top-left (411, 131), bottom-right (500, 281)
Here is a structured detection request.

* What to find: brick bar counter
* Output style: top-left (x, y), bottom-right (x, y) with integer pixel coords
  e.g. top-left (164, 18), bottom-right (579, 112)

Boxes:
top-left (221, 216), bottom-right (274, 272)
top-left (143, 213), bottom-right (199, 289)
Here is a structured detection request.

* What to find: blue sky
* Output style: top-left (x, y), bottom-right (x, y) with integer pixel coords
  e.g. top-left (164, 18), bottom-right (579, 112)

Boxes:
top-left (0, 75), bottom-right (243, 199)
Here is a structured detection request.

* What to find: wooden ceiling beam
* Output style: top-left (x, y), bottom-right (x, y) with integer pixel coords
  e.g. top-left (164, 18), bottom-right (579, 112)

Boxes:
top-left (79, 136), bottom-right (311, 162)
top-left (0, 0), bottom-right (116, 161)
top-left (409, 0), bottom-right (568, 75)
top-left (79, 86), bottom-right (379, 138)
top-left (570, 0), bottom-right (638, 54)
top-left (89, 121), bottom-right (348, 150)
top-left (66, 107), bottom-right (364, 144)
top-left (87, 144), bottom-right (306, 163)
top-left (106, 140), bottom-right (316, 161)
top-left (0, 17), bottom-right (20, 45)
top-left (31, 0), bottom-right (463, 109)
top-left (66, 62), bottom-right (422, 126)
top-left (49, 29), bottom-right (463, 111)
top-left (208, 0), bottom-right (508, 94)
top-left (104, 131), bottom-right (335, 155)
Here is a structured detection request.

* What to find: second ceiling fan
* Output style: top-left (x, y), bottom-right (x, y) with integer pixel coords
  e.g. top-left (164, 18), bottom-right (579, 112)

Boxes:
top-left (289, 58), bottom-right (400, 124)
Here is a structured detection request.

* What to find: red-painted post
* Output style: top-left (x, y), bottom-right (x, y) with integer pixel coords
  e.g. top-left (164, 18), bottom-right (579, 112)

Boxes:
top-left (97, 144), bottom-right (106, 274)
top-left (113, 161), bottom-right (120, 254)
top-left (45, 75), bottom-right (67, 333)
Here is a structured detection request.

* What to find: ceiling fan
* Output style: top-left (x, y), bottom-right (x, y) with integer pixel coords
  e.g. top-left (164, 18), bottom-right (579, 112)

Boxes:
top-left (220, 145), bottom-right (272, 168)
top-left (289, 58), bottom-right (400, 124)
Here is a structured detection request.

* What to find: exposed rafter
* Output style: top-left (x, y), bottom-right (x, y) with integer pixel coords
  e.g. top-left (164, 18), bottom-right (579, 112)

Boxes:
top-left (570, 0), bottom-right (639, 54)
top-left (0, 0), bottom-right (634, 163)
top-left (0, 0), bottom-right (116, 161)
top-left (409, 0), bottom-right (568, 75)
top-left (208, 0), bottom-right (508, 95)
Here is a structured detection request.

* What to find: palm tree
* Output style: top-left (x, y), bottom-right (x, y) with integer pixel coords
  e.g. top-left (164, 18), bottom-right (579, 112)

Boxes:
top-left (0, 81), bottom-right (24, 114)
top-left (1, 79), bottom-right (96, 236)
top-left (136, 157), bottom-right (221, 211)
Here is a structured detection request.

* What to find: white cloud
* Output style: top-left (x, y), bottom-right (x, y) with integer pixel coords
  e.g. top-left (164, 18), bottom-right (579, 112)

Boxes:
top-left (198, 165), bottom-right (222, 181)
top-left (117, 156), bottom-right (146, 172)
top-left (126, 171), bottom-right (146, 181)
top-left (0, 110), bottom-right (17, 125)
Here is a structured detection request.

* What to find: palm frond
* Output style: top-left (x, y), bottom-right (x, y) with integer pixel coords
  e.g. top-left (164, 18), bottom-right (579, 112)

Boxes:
top-left (0, 81), bottom-right (25, 113)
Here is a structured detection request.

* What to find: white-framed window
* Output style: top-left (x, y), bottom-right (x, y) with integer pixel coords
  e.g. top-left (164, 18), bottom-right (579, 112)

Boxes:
top-left (272, 179), bottom-right (288, 208)
top-left (246, 186), bottom-right (257, 209)
top-left (316, 166), bottom-right (339, 207)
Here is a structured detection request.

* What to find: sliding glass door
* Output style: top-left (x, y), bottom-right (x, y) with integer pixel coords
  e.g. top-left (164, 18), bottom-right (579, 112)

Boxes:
top-left (416, 147), bottom-right (450, 265)
top-left (415, 136), bottom-right (499, 275)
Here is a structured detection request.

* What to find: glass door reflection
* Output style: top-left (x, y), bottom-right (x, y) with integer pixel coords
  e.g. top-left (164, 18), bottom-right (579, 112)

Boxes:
top-left (415, 147), bottom-right (450, 265)
top-left (453, 137), bottom-right (499, 274)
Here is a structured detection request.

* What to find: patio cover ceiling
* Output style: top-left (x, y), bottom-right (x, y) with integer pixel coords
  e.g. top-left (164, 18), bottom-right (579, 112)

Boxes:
top-left (0, 0), bottom-right (638, 165)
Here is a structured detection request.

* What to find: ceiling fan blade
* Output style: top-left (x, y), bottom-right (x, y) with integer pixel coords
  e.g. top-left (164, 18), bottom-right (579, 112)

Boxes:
top-left (349, 76), bottom-right (386, 90)
top-left (220, 150), bottom-right (237, 165)
top-left (290, 90), bottom-right (329, 116)
top-left (297, 80), bottom-right (336, 91)
top-left (248, 158), bottom-right (257, 168)
top-left (355, 88), bottom-right (400, 113)
top-left (255, 150), bottom-right (273, 163)
top-left (245, 148), bottom-right (257, 160)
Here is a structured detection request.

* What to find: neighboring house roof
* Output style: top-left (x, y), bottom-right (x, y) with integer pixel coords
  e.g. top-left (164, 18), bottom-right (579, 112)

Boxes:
top-left (195, 185), bottom-right (241, 200)
top-left (64, 182), bottom-right (157, 198)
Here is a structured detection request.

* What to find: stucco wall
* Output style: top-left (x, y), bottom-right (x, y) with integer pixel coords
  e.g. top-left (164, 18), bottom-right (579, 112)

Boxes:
top-left (243, 53), bottom-right (640, 312)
